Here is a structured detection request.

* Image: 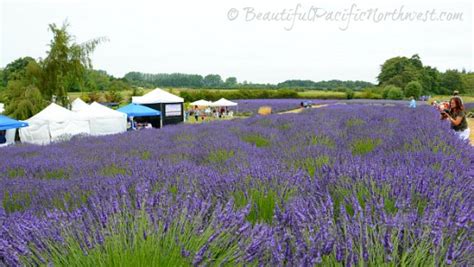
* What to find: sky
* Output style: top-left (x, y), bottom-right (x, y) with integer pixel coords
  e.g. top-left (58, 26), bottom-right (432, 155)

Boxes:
top-left (0, 0), bottom-right (473, 84)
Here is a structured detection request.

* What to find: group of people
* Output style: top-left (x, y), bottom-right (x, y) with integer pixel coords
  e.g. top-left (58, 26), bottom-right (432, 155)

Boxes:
top-left (433, 91), bottom-right (470, 141)
top-left (188, 106), bottom-right (233, 122)
top-left (126, 118), bottom-right (153, 130)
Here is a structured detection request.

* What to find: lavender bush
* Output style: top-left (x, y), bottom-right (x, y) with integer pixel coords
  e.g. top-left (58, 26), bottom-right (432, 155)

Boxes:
top-left (0, 104), bottom-right (473, 266)
top-left (234, 99), bottom-right (337, 115)
top-left (234, 99), bottom-right (423, 115)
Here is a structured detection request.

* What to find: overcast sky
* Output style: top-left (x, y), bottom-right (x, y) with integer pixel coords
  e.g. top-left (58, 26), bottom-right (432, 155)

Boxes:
top-left (1, 0), bottom-right (472, 84)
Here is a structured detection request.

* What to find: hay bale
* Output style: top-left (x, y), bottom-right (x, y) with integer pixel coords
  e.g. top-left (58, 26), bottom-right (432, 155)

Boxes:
top-left (258, 106), bottom-right (272, 115)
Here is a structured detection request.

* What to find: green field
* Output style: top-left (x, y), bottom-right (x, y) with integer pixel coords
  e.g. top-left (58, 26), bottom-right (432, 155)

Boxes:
top-left (68, 89), bottom-right (474, 105)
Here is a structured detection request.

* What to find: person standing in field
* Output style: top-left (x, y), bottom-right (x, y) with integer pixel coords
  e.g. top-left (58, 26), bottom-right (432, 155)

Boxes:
top-left (194, 109), bottom-right (200, 122)
top-left (409, 96), bottom-right (416, 108)
top-left (441, 97), bottom-right (470, 140)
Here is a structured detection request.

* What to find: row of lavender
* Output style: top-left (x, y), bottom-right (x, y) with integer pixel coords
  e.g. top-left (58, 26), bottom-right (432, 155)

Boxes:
top-left (234, 99), bottom-right (433, 115)
top-left (1, 104), bottom-right (473, 266)
top-left (233, 99), bottom-right (335, 114)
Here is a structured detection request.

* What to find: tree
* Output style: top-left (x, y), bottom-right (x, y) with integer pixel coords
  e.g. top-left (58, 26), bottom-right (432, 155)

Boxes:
top-left (404, 81), bottom-right (422, 99)
top-left (385, 85), bottom-right (404, 100)
top-left (84, 69), bottom-right (111, 91)
top-left (461, 73), bottom-right (474, 95)
top-left (345, 89), bottom-right (354, 99)
top-left (225, 77), bottom-right (237, 87)
top-left (41, 21), bottom-right (106, 106)
top-left (440, 70), bottom-right (465, 94)
top-left (2, 57), bottom-right (36, 87)
top-left (378, 55), bottom-right (423, 89)
top-left (203, 74), bottom-right (223, 88)
top-left (4, 61), bottom-right (46, 120)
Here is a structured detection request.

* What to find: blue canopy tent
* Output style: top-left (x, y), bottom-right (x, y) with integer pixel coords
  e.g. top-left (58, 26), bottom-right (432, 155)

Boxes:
top-left (117, 103), bottom-right (161, 130)
top-left (0, 115), bottom-right (29, 131)
top-left (0, 115), bottom-right (29, 146)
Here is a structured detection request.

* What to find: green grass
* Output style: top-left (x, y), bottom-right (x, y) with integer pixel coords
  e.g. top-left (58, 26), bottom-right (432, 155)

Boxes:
top-left (3, 191), bottom-right (33, 214)
top-left (207, 149), bottom-right (235, 165)
top-left (7, 168), bottom-right (25, 178)
top-left (101, 165), bottom-right (129, 177)
top-left (309, 135), bottom-right (335, 148)
top-left (29, 208), bottom-right (244, 267)
top-left (232, 188), bottom-right (277, 225)
top-left (296, 155), bottom-right (331, 177)
top-left (241, 134), bottom-right (271, 147)
top-left (43, 168), bottom-right (69, 180)
top-left (351, 138), bottom-right (381, 155)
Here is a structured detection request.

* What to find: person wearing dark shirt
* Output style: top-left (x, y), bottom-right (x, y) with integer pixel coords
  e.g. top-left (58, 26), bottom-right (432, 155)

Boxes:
top-left (0, 130), bottom-right (6, 144)
top-left (441, 97), bottom-right (469, 140)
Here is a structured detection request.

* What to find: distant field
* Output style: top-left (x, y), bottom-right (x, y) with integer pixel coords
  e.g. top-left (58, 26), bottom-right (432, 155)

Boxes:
top-left (428, 95), bottom-right (474, 103)
top-left (68, 89), bottom-right (474, 104)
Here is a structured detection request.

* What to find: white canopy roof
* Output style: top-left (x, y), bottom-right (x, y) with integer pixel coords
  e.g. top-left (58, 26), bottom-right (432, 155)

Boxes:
top-left (190, 99), bottom-right (213, 106)
top-left (71, 98), bottom-right (90, 112)
top-left (20, 103), bottom-right (90, 145)
top-left (78, 102), bottom-right (127, 136)
top-left (29, 103), bottom-right (84, 122)
top-left (209, 98), bottom-right (238, 107)
top-left (132, 88), bottom-right (184, 104)
top-left (89, 102), bottom-right (127, 118)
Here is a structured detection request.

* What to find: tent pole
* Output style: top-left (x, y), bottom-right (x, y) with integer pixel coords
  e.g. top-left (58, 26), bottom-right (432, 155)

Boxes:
top-left (160, 104), bottom-right (163, 129)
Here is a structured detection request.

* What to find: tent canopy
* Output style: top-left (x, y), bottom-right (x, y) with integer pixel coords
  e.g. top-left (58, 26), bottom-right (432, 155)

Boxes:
top-left (89, 102), bottom-right (127, 118)
top-left (117, 103), bottom-right (161, 117)
top-left (210, 98), bottom-right (238, 107)
top-left (74, 102), bottom-right (127, 136)
top-left (132, 88), bottom-right (184, 104)
top-left (71, 98), bottom-right (89, 112)
top-left (29, 103), bottom-right (84, 122)
top-left (20, 103), bottom-right (90, 145)
top-left (0, 115), bottom-right (29, 130)
top-left (190, 99), bottom-right (213, 106)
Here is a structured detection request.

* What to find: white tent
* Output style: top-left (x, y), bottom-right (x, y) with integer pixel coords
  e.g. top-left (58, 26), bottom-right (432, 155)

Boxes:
top-left (190, 99), bottom-right (213, 106)
top-left (20, 103), bottom-right (90, 145)
top-left (0, 103), bottom-right (4, 113)
top-left (84, 102), bottom-right (127, 136)
top-left (71, 98), bottom-right (90, 112)
top-left (209, 98), bottom-right (238, 107)
top-left (132, 88), bottom-right (184, 104)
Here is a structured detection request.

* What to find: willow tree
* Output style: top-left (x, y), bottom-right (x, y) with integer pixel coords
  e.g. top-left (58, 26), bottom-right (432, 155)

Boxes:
top-left (4, 60), bottom-right (46, 120)
top-left (41, 21), bottom-right (107, 106)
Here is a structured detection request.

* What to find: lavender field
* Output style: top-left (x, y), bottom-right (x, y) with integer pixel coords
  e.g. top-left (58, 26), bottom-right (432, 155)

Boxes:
top-left (234, 99), bottom-right (426, 115)
top-left (1, 104), bottom-right (473, 266)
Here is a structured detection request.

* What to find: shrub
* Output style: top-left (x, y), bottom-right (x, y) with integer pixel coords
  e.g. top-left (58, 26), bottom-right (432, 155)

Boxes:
top-left (404, 81), bottom-right (423, 99)
top-left (345, 89), bottom-right (354, 99)
top-left (385, 85), bottom-right (404, 100)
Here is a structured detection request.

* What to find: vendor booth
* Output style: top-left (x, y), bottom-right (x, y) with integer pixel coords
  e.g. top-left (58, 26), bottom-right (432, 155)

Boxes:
top-left (132, 88), bottom-right (184, 127)
top-left (117, 103), bottom-right (161, 130)
top-left (190, 99), bottom-right (213, 107)
top-left (71, 98), bottom-right (90, 112)
top-left (71, 99), bottom-right (127, 136)
top-left (19, 103), bottom-right (90, 145)
top-left (0, 115), bottom-right (29, 147)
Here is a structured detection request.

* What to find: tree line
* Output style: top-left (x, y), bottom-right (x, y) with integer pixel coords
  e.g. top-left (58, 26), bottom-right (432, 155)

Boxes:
top-left (375, 54), bottom-right (473, 99)
top-left (123, 72), bottom-right (375, 90)
top-left (0, 21), bottom-right (473, 120)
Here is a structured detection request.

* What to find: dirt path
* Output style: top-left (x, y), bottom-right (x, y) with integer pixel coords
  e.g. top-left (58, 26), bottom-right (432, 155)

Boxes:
top-left (468, 118), bottom-right (474, 146)
top-left (278, 104), bottom-right (328, 114)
